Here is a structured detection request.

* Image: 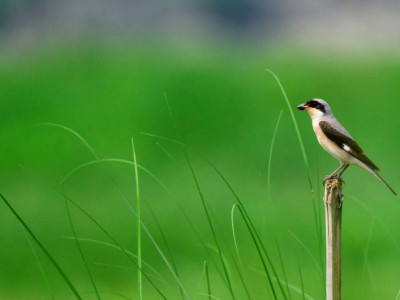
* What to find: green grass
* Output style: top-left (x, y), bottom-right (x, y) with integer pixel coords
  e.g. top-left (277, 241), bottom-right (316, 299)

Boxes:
top-left (0, 193), bottom-right (82, 299)
top-left (186, 153), bottom-right (236, 299)
top-left (22, 226), bottom-right (55, 299)
top-left (0, 42), bottom-right (400, 299)
top-left (131, 139), bottom-right (142, 300)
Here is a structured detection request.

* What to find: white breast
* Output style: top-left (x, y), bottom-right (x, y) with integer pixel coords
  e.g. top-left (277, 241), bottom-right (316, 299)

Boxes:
top-left (312, 121), bottom-right (353, 163)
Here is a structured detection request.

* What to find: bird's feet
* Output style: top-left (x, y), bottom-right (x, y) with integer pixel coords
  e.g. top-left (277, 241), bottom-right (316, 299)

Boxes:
top-left (322, 174), bottom-right (344, 186)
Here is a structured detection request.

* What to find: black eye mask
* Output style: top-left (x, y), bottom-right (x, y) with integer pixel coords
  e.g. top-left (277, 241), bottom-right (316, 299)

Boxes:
top-left (306, 100), bottom-right (325, 113)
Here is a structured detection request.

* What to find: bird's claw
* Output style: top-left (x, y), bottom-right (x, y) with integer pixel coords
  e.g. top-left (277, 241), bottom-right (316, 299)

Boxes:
top-left (322, 174), bottom-right (344, 186)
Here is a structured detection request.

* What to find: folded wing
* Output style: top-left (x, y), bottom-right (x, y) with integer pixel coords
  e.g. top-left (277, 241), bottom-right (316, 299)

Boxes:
top-left (319, 121), bottom-right (379, 171)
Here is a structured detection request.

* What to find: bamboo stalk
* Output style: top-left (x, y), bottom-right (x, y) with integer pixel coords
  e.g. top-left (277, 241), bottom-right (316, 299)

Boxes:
top-left (324, 178), bottom-right (344, 300)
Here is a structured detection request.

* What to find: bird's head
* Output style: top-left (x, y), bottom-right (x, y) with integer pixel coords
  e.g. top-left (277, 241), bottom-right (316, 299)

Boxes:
top-left (297, 98), bottom-right (332, 119)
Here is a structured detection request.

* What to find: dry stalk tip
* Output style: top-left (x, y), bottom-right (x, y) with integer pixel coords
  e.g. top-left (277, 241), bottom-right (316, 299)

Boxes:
top-left (324, 178), bottom-right (344, 300)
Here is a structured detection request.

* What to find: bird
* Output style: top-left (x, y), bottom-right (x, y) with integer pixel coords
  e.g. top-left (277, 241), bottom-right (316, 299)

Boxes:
top-left (297, 98), bottom-right (396, 195)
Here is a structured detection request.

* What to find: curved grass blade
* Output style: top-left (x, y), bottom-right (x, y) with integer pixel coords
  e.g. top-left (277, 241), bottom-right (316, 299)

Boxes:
top-left (204, 244), bottom-right (232, 278)
top-left (297, 261), bottom-right (305, 300)
top-left (231, 205), bottom-right (241, 262)
top-left (85, 291), bottom-right (132, 300)
top-left (141, 128), bottom-right (247, 297)
top-left (176, 202), bottom-right (228, 290)
top-left (206, 161), bottom-right (286, 299)
top-left (275, 237), bottom-right (291, 300)
top-left (94, 262), bottom-right (133, 271)
top-left (163, 92), bottom-right (182, 140)
top-left (198, 294), bottom-right (223, 300)
top-left (360, 217), bottom-right (375, 296)
top-left (94, 262), bottom-right (166, 284)
top-left (230, 205), bottom-right (255, 300)
top-left (156, 141), bottom-right (177, 162)
top-left (288, 231), bottom-right (323, 277)
top-left (141, 132), bottom-right (267, 298)
top-left (39, 123), bottom-right (105, 298)
top-left (205, 261), bottom-right (211, 300)
top-left (38, 125), bottom-right (170, 195)
top-left (56, 191), bottom-right (168, 300)
top-left (113, 185), bottom-right (192, 300)
top-left (350, 195), bottom-right (400, 253)
top-left (266, 70), bottom-right (324, 288)
top-left (64, 197), bottom-right (101, 300)
top-left (61, 159), bottom-right (169, 194)
top-left (250, 267), bottom-right (316, 300)
top-left (141, 132), bottom-right (186, 147)
top-left (131, 139), bottom-right (142, 300)
top-left (64, 237), bottom-right (165, 283)
top-left (157, 97), bottom-right (250, 299)
top-left (0, 193), bottom-right (82, 299)
top-left (143, 198), bottom-right (184, 299)
top-left (265, 70), bottom-right (312, 190)
top-left (190, 165), bottom-right (252, 299)
top-left (233, 203), bottom-right (277, 299)
top-left (267, 110), bottom-right (283, 201)
top-left (21, 226), bottom-right (55, 299)
top-left (185, 153), bottom-right (236, 300)
top-left (34, 125), bottom-right (168, 298)
top-left (38, 123), bottom-right (99, 160)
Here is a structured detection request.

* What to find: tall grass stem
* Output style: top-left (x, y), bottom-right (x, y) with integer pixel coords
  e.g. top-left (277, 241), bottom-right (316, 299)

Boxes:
top-left (131, 138), bottom-right (142, 300)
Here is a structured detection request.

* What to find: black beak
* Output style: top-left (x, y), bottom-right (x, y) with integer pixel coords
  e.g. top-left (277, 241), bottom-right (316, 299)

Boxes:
top-left (297, 104), bottom-right (306, 111)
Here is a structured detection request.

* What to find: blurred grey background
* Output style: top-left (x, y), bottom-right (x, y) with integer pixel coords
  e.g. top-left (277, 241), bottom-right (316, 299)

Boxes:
top-left (1, 0), bottom-right (400, 50)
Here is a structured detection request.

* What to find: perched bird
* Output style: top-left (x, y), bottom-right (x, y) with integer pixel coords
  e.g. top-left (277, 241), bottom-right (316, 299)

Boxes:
top-left (297, 99), bottom-right (396, 195)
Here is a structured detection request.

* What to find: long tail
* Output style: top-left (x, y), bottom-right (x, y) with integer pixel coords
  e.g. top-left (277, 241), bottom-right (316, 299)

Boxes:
top-left (356, 161), bottom-right (397, 195)
top-left (371, 170), bottom-right (397, 196)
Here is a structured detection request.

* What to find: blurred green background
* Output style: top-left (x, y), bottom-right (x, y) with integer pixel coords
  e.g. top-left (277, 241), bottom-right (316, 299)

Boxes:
top-left (1, 1), bottom-right (400, 299)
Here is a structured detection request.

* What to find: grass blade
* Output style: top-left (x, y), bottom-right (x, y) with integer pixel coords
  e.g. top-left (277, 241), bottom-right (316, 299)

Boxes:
top-left (250, 267), bottom-right (316, 300)
top-left (205, 261), bottom-right (212, 300)
top-left (265, 70), bottom-right (313, 190)
top-left (115, 185), bottom-right (192, 299)
top-left (230, 205), bottom-right (256, 300)
top-left (131, 138), bottom-right (142, 300)
top-left (85, 291), bottom-right (132, 300)
top-left (21, 226), bottom-right (55, 300)
top-left (289, 231), bottom-right (323, 277)
top-left (297, 262), bottom-right (305, 300)
top-left (0, 193), bottom-right (82, 299)
top-left (199, 294), bottom-right (223, 300)
top-left (143, 198), bottom-right (185, 299)
top-left (351, 195), bottom-right (400, 253)
top-left (198, 260), bottom-right (213, 300)
top-left (64, 197), bottom-right (101, 300)
top-left (56, 189), bottom-right (168, 299)
top-left (234, 203), bottom-right (277, 299)
top-left (64, 237), bottom-right (165, 282)
top-left (231, 205), bottom-right (241, 263)
top-left (206, 161), bottom-right (287, 299)
top-left (185, 153), bottom-right (236, 300)
top-left (267, 110), bottom-right (283, 201)
top-left (360, 217), bottom-right (375, 296)
top-left (141, 132), bottom-right (186, 147)
top-left (35, 124), bottom-right (168, 298)
top-left (266, 70), bottom-right (324, 289)
top-left (38, 123), bottom-right (99, 160)
top-left (61, 159), bottom-right (169, 193)
top-left (177, 202), bottom-right (229, 289)
top-left (275, 237), bottom-right (291, 300)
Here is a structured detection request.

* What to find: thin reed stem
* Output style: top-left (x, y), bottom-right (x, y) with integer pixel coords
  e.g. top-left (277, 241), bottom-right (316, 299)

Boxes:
top-left (324, 179), bottom-right (343, 300)
top-left (131, 138), bottom-right (142, 300)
